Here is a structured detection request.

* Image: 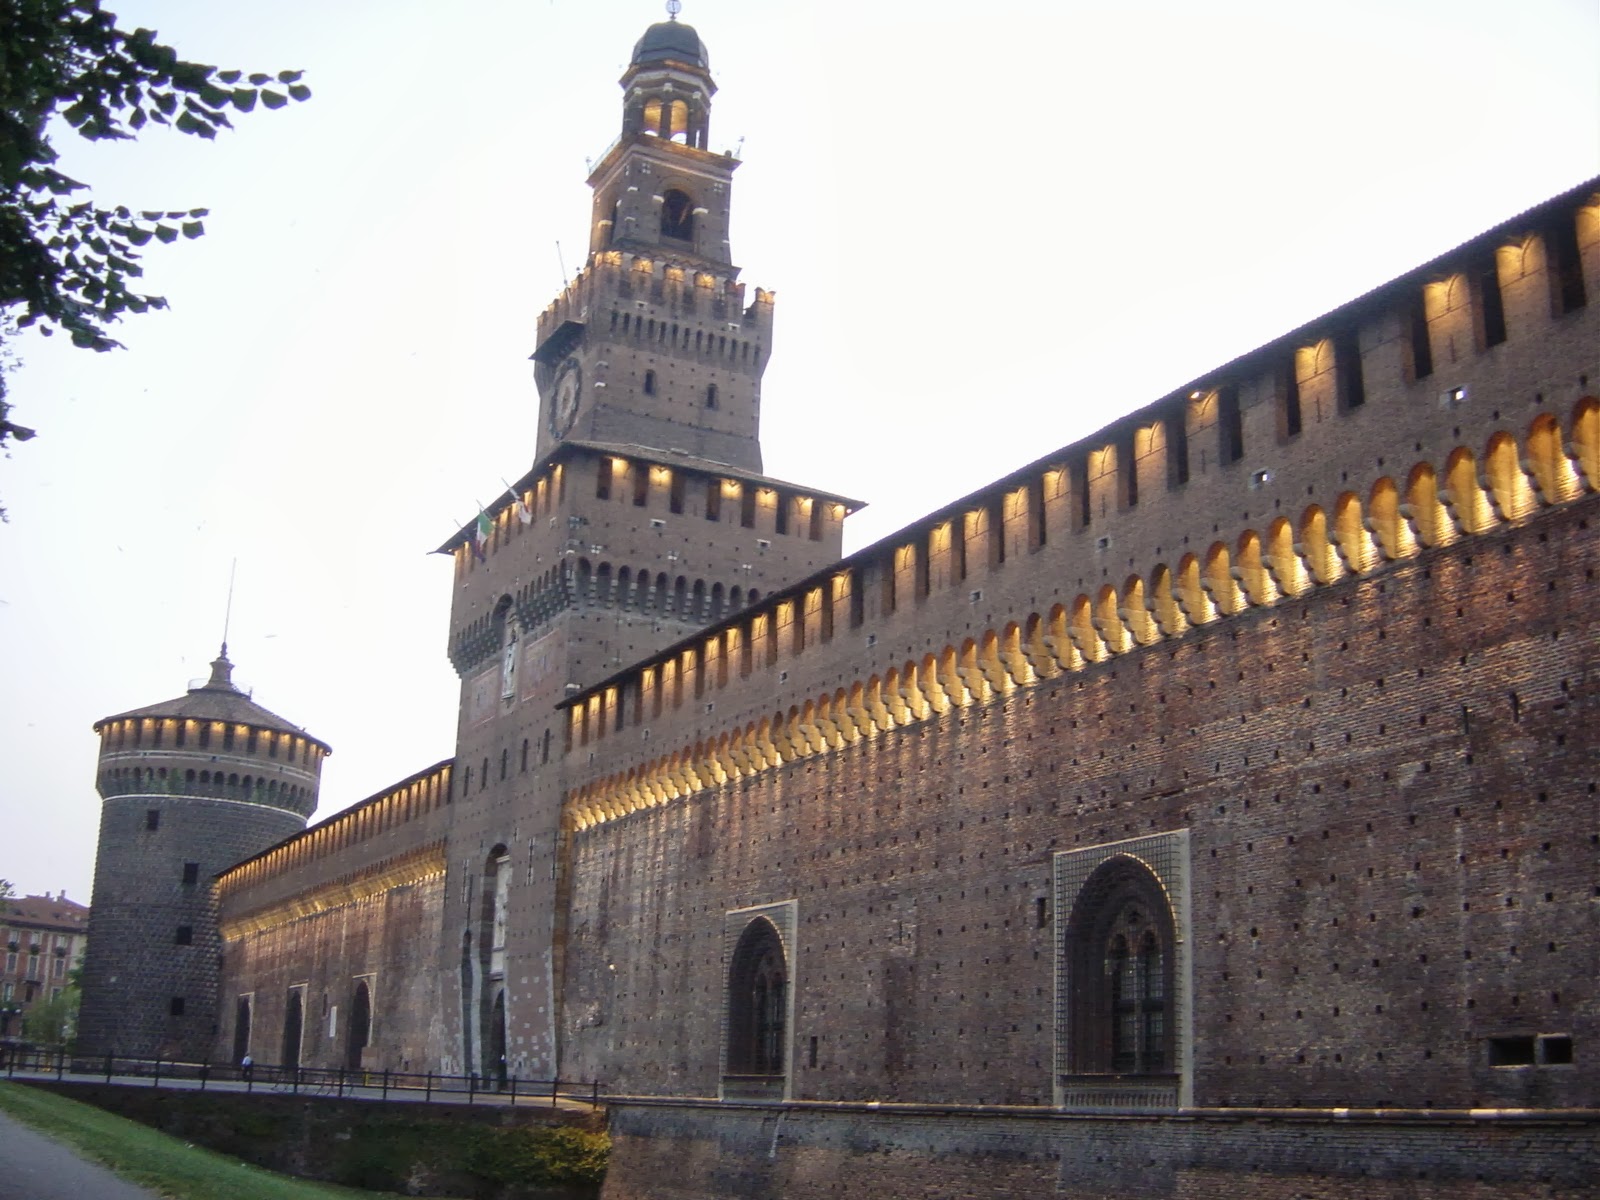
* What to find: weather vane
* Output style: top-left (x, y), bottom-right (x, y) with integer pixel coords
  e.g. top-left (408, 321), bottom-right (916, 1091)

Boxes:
top-left (666, 0), bottom-right (681, 19)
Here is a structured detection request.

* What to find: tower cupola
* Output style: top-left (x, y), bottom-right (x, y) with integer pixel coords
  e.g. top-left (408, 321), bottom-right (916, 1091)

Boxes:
top-left (621, 14), bottom-right (714, 149)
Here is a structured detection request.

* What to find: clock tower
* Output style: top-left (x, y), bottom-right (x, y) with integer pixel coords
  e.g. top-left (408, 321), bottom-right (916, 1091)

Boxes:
top-left (533, 14), bottom-right (767, 472)
top-left (437, 14), bottom-right (859, 1082)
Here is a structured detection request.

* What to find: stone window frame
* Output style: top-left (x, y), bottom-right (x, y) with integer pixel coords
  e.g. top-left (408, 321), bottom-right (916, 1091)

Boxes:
top-left (719, 898), bottom-right (797, 1102)
top-left (1054, 829), bottom-right (1192, 1111)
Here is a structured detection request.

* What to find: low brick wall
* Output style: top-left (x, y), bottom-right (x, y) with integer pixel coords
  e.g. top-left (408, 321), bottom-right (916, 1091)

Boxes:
top-left (600, 1099), bottom-right (1600, 1200)
top-left (23, 1081), bottom-right (606, 1199)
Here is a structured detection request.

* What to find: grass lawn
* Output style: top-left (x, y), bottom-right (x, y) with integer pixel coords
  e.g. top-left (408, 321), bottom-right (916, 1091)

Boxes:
top-left (0, 1081), bottom-right (445, 1200)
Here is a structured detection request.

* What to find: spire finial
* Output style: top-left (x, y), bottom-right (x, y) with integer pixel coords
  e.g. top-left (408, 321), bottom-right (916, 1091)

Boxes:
top-left (220, 558), bottom-right (237, 657)
top-left (206, 644), bottom-right (237, 690)
top-left (665, 0), bottom-right (681, 20)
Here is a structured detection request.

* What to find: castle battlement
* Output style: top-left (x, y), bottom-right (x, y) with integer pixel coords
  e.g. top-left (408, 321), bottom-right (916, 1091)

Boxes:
top-left (537, 252), bottom-right (772, 352)
top-left (215, 759), bottom-right (454, 909)
top-left (557, 180), bottom-right (1600, 827)
top-left (562, 397), bottom-right (1598, 831)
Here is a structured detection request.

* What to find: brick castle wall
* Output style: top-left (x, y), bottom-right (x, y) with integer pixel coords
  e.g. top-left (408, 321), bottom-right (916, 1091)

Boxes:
top-left (558, 498), bottom-right (1598, 1111)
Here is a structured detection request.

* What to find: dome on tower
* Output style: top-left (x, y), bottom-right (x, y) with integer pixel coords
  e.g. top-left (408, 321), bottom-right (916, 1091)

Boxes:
top-left (93, 645), bottom-right (330, 752)
top-left (631, 19), bottom-right (708, 71)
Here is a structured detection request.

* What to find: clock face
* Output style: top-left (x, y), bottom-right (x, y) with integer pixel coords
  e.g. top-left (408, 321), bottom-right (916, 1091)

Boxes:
top-left (549, 358), bottom-right (582, 439)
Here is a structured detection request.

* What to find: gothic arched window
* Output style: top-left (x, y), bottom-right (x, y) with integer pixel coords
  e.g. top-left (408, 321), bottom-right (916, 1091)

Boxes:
top-left (661, 189), bottom-right (695, 242)
top-left (726, 917), bottom-right (787, 1077)
top-left (1064, 856), bottom-right (1174, 1077)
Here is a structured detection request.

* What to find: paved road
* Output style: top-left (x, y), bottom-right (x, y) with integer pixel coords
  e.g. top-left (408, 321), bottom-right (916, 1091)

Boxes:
top-left (0, 1106), bottom-right (163, 1200)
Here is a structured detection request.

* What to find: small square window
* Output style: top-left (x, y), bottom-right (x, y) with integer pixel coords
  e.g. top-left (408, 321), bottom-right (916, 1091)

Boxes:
top-left (1487, 1035), bottom-right (1536, 1066)
top-left (175, 926), bottom-right (193, 946)
top-left (181, 862), bottom-right (199, 886)
top-left (169, 996), bottom-right (186, 1016)
top-left (145, 809), bottom-right (160, 831)
top-left (1539, 1034), bottom-right (1573, 1065)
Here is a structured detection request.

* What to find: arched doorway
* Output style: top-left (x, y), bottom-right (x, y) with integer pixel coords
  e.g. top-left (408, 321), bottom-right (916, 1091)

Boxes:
top-left (488, 989), bottom-right (507, 1088)
top-left (724, 916), bottom-right (787, 1097)
top-left (477, 846), bottom-right (509, 1078)
top-left (346, 981), bottom-right (371, 1071)
top-left (281, 989), bottom-right (303, 1070)
top-left (232, 996), bottom-right (252, 1065)
top-left (459, 931), bottom-right (474, 1074)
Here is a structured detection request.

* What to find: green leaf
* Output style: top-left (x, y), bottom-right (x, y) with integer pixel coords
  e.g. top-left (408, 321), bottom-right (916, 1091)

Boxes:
top-left (217, 69), bottom-right (241, 83)
top-left (260, 89), bottom-right (288, 110)
top-left (70, 330), bottom-right (97, 347)
top-left (288, 84), bottom-right (312, 102)
top-left (231, 88), bottom-right (257, 112)
top-left (129, 108), bottom-right (147, 130)
top-left (248, 72), bottom-right (271, 85)
top-left (277, 69), bottom-right (304, 83)
top-left (188, 207), bottom-right (210, 218)
top-left (154, 225), bottom-right (179, 244)
top-left (181, 221), bottom-right (204, 239)
top-left (154, 92), bottom-right (177, 116)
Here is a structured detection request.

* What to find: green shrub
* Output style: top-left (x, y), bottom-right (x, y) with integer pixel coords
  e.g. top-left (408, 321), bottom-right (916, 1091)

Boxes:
top-left (461, 1124), bottom-right (611, 1187)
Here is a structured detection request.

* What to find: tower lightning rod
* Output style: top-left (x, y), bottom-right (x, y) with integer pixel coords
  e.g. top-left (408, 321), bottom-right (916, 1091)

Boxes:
top-left (556, 241), bottom-right (569, 287)
top-left (221, 558), bottom-right (237, 654)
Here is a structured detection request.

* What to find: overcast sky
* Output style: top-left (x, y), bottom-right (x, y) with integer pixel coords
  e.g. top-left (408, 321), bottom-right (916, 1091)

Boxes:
top-left (2, 0), bottom-right (1597, 903)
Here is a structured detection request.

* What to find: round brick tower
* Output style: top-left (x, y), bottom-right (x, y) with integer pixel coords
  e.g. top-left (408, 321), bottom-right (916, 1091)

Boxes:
top-left (77, 647), bottom-right (329, 1062)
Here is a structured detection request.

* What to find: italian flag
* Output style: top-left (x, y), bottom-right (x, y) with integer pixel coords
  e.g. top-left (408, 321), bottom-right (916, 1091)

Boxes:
top-left (473, 509), bottom-right (493, 561)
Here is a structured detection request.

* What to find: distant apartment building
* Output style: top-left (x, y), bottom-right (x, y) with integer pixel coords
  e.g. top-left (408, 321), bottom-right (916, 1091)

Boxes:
top-left (1, 891), bottom-right (89, 1040)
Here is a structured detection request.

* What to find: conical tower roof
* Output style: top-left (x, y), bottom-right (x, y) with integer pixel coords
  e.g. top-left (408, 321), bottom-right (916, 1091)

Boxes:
top-left (92, 645), bottom-right (330, 753)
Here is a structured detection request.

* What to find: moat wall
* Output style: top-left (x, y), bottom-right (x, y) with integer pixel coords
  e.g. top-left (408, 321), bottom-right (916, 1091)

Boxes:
top-left (600, 1100), bottom-right (1599, 1200)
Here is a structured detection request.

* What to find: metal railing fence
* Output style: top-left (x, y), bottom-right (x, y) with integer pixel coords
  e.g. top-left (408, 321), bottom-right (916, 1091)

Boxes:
top-left (0, 1045), bottom-right (601, 1109)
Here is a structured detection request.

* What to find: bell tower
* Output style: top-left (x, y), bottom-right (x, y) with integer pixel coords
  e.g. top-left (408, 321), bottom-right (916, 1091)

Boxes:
top-left (532, 10), bottom-right (770, 473)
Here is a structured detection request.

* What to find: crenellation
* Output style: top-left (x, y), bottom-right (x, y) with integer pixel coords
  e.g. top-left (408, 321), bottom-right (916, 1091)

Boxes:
top-left (560, 395), bottom-right (1598, 833)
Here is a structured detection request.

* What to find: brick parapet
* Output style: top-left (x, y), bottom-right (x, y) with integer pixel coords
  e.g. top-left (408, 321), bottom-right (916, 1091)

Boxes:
top-left (557, 180), bottom-right (1599, 824)
top-left (215, 760), bottom-right (454, 914)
